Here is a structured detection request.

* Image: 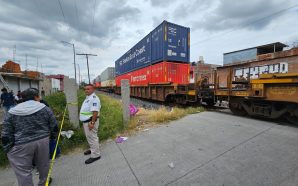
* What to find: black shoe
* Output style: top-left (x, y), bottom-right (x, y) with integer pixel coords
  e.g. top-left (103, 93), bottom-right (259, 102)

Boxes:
top-left (84, 150), bottom-right (91, 155)
top-left (49, 177), bottom-right (52, 185)
top-left (85, 156), bottom-right (101, 164)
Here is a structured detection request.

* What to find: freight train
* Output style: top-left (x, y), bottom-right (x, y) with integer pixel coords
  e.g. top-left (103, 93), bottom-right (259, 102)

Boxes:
top-left (214, 43), bottom-right (298, 124)
top-left (94, 20), bottom-right (298, 124)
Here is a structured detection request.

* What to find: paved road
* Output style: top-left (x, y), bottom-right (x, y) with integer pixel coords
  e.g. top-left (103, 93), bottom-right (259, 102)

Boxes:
top-left (1, 112), bottom-right (298, 186)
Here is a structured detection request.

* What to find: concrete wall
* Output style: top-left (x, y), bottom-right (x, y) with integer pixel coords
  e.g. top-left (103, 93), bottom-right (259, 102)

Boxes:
top-left (64, 76), bottom-right (79, 128)
top-left (39, 76), bottom-right (52, 97)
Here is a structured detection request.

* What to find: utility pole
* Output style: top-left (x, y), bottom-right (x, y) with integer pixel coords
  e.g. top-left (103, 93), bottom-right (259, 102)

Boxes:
top-left (36, 56), bottom-right (39, 71)
top-left (25, 54), bottom-right (28, 70)
top-left (77, 64), bottom-right (81, 85)
top-left (13, 45), bottom-right (16, 61)
top-left (61, 41), bottom-right (77, 85)
top-left (76, 53), bottom-right (97, 84)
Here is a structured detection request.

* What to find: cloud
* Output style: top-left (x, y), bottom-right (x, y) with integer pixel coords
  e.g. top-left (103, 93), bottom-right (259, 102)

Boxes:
top-left (192, 0), bottom-right (297, 31)
top-left (0, 0), bottom-right (297, 82)
top-left (148, 0), bottom-right (177, 7)
top-left (0, 0), bottom-right (141, 79)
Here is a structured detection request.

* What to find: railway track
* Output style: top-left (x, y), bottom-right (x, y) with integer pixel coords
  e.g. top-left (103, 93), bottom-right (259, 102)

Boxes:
top-left (98, 90), bottom-right (296, 127)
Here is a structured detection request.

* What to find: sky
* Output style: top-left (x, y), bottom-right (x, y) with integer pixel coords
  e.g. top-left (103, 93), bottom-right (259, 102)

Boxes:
top-left (0, 0), bottom-right (298, 82)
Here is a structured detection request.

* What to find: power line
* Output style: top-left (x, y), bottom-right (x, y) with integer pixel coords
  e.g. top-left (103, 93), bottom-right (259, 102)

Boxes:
top-left (57, 0), bottom-right (66, 23)
top-left (91, 0), bottom-right (97, 35)
top-left (192, 4), bottom-right (298, 46)
top-left (73, 0), bottom-right (83, 44)
top-left (76, 53), bottom-right (97, 84)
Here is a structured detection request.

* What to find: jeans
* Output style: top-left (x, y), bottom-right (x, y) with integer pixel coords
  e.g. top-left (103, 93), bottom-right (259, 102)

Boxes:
top-left (3, 105), bottom-right (13, 121)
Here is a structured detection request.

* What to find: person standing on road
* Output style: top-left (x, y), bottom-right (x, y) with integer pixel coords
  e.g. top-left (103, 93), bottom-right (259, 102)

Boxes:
top-left (0, 88), bottom-right (15, 119)
top-left (1, 88), bottom-right (58, 185)
top-left (80, 84), bottom-right (101, 164)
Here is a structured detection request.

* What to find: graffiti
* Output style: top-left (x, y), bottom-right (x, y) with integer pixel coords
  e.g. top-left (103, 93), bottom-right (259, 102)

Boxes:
top-left (234, 62), bottom-right (288, 80)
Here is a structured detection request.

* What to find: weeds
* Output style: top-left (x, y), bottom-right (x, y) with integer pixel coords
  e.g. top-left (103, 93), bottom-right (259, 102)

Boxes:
top-left (0, 91), bottom-right (203, 167)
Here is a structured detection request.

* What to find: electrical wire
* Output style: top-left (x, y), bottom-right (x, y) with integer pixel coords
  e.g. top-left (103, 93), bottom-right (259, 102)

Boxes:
top-left (57, 0), bottom-right (66, 23)
top-left (192, 4), bottom-right (298, 46)
top-left (91, 0), bottom-right (97, 36)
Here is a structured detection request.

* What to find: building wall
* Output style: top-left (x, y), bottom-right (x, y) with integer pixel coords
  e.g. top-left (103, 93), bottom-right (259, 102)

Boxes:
top-left (31, 80), bottom-right (39, 89)
top-left (51, 78), bottom-right (60, 92)
top-left (39, 76), bottom-right (52, 97)
top-left (0, 75), bottom-right (41, 95)
top-left (3, 76), bottom-right (19, 93)
top-left (224, 48), bottom-right (257, 65)
top-left (20, 79), bottom-right (30, 91)
top-left (100, 67), bottom-right (115, 81)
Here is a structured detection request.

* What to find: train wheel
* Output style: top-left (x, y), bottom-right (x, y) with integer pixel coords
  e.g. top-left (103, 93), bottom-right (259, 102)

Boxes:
top-left (285, 111), bottom-right (298, 125)
top-left (229, 98), bottom-right (247, 116)
top-left (205, 99), bottom-right (215, 106)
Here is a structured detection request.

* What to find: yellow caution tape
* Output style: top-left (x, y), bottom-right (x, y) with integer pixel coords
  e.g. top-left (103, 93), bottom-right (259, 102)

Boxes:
top-left (45, 105), bottom-right (68, 186)
top-left (67, 102), bottom-right (78, 105)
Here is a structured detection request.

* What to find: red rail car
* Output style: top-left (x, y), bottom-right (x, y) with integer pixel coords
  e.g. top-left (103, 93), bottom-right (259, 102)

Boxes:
top-left (115, 61), bottom-right (196, 103)
top-left (116, 61), bottom-right (189, 86)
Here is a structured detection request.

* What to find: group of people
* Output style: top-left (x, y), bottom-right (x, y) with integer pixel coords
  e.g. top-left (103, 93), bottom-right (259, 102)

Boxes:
top-left (0, 88), bottom-right (22, 119)
top-left (0, 84), bottom-right (101, 186)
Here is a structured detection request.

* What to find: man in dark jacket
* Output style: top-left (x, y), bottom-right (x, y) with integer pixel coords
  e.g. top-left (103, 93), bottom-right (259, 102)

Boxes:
top-left (1, 88), bottom-right (58, 186)
top-left (0, 88), bottom-right (15, 119)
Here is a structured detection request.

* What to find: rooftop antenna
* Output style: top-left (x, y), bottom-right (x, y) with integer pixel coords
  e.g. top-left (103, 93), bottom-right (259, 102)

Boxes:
top-left (25, 54), bottom-right (28, 70)
top-left (13, 45), bottom-right (16, 61)
top-left (36, 56), bottom-right (39, 71)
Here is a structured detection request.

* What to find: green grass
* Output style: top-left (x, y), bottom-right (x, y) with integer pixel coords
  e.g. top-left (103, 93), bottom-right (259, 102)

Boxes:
top-left (78, 90), bottom-right (124, 141)
top-left (0, 90), bottom-right (202, 167)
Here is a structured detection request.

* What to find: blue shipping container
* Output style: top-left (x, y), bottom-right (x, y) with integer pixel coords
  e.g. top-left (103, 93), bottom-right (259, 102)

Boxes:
top-left (115, 21), bottom-right (190, 76)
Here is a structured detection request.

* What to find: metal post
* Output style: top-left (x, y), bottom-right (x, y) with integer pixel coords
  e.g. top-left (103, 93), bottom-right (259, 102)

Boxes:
top-left (76, 53), bottom-right (96, 85)
top-left (72, 44), bottom-right (77, 85)
top-left (121, 79), bottom-right (130, 126)
top-left (77, 64), bottom-right (81, 85)
top-left (25, 54), bottom-right (28, 70)
top-left (61, 41), bottom-right (77, 85)
top-left (86, 55), bottom-right (90, 84)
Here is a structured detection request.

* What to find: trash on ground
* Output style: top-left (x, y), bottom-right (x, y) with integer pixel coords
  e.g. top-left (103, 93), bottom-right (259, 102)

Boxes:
top-left (143, 129), bottom-right (149, 132)
top-left (168, 162), bottom-right (175, 169)
top-left (61, 130), bottom-right (74, 139)
top-left (115, 136), bottom-right (128, 143)
top-left (129, 104), bottom-right (139, 116)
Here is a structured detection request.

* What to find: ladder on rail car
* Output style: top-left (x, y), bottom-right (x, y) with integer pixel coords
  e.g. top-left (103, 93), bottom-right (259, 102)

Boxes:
top-left (0, 73), bottom-right (9, 90)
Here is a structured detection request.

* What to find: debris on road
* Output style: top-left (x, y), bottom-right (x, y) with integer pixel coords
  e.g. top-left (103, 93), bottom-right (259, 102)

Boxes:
top-left (129, 104), bottom-right (139, 116)
top-left (115, 136), bottom-right (128, 143)
top-left (61, 130), bottom-right (74, 139)
top-left (168, 162), bottom-right (175, 169)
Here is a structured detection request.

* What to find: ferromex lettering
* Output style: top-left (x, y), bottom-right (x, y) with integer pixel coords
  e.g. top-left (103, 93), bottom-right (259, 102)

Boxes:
top-left (234, 62), bottom-right (288, 80)
top-left (131, 75), bottom-right (147, 82)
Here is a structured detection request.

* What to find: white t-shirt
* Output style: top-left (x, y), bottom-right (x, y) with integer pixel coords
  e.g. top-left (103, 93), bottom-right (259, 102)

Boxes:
top-left (79, 93), bottom-right (101, 122)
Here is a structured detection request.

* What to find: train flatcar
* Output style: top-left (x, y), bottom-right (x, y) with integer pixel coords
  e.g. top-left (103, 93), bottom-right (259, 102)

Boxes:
top-left (214, 44), bottom-right (298, 124)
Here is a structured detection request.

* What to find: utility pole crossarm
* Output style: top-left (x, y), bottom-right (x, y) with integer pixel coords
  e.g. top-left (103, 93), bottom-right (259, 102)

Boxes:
top-left (76, 53), bottom-right (97, 84)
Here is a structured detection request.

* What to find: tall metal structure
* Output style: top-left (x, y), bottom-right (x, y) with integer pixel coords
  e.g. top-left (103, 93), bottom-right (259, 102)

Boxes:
top-left (76, 53), bottom-right (97, 84)
top-left (61, 41), bottom-right (77, 85)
